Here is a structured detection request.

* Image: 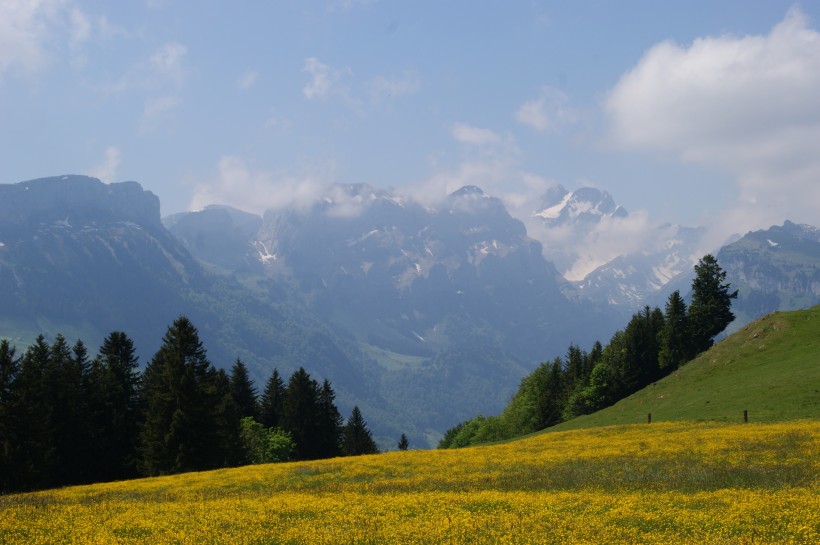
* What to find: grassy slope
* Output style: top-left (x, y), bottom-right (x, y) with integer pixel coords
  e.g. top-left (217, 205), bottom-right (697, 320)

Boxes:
top-left (2, 421), bottom-right (818, 544)
top-left (551, 305), bottom-right (820, 432)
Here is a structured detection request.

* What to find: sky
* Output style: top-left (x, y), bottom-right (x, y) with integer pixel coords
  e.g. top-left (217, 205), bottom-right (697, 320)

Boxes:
top-left (2, 0), bottom-right (819, 275)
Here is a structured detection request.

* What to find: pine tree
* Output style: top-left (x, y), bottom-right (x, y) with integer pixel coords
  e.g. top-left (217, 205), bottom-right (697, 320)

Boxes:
top-left (0, 340), bottom-right (19, 492)
top-left (229, 359), bottom-right (258, 420)
top-left (213, 368), bottom-right (244, 467)
top-left (317, 379), bottom-right (343, 458)
top-left (139, 316), bottom-right (222, 475)
top-left (43, 334), bottom-right (89, 486)
top-left (688, 255), bottom-right (738, 355)
top-left (658, 290), bottom-right (689, 371)
top-left (397, 433), bottom-right (409, 451)
top-left (260, 369), bottom-right (285, 429)
top-left (343, 406), bottom-right (378, 456)
top-left (87, 332), bottom-right (142, 482)
top-left (281, 367), bottom-right (322, 460)
top-left (13, 336), bottom-right (53, 490)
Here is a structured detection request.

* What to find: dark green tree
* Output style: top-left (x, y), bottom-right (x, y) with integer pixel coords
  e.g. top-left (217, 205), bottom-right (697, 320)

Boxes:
top-left (260, 369), bottom-right (285, 429)
top-left (0, 340), bottom-right (20, 492)
top-left (397, 433), bottom-right (409, 451)
top-left (13, 336), bottom-right (54, 489)
top-left (342, 406), bottom-right (378, 456)
top-left (688, 255), bottom-right (738, 355)
top-left (281, 367), bottom-right (322, 460)
top-left (213, 368), bottom-right (244, 467)
top-left (43, 334), bottom-right (89, 486)
top-left (139, 316), bottom-right (222, 475)
top-left (620, 306), bottom-right (664, 394)
top-left (317, 379), bottom-right (343, 458)
top-left (88, 331), bottom-right (143, 481)
top-left (658, 290), bottom-right (690, 371)
top-left (229, 359), bottom-right (258, 420)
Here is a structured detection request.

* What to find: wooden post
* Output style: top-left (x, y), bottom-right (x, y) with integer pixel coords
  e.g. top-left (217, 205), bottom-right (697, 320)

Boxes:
top-left (743, 410), bottom-right (748, 423)
top-left (647, 413), bottom-right (651, 424)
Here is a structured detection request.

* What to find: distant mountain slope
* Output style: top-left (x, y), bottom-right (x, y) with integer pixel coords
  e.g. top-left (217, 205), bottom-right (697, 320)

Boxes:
top-left (0, 176), bottom-right (625, 448)
top-left (0, 175), bottom-right (383, 439)
top-left (717, 221), bottom-right (820, 328)
top-left (167, 183), bottom-right (624, 445)
top-left (551, 305), bottom-right (820, 431)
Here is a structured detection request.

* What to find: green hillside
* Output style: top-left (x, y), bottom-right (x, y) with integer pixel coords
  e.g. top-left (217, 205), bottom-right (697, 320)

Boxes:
top-left (551, 305), bottom-right (820, 431)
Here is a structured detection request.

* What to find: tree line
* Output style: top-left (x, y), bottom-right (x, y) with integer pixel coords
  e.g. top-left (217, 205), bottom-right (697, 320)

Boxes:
top-left (0, 316), bottom-right (380, 493)
top-left (439, 255), bottom-right (738, 448)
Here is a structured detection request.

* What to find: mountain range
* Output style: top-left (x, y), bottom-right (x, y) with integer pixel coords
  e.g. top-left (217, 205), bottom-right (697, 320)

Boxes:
top-left (1, 175), bottom-right (817, 447)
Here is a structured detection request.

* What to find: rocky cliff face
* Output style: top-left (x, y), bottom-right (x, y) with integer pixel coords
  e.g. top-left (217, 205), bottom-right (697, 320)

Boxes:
top-left (0, 175), bottom-right (161, 230)
top-left (717, 221), bottom-right (820, 328)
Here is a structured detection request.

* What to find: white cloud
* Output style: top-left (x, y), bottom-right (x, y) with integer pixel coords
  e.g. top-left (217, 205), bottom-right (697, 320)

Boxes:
top-left (606, 7), bottom-right (820, 236)
top-left (302, 56), bottom-right (351, 100)
top-left (0, 0), bottom-right (92, 78)
top-left (190, 156), bottom-right (334, 215)
top-left (451, 123), bottom-right (501, 146)
top-left (515, 86), bottom-right (576, 132)
top-left (139, 95), bottom-right (181, 133)
top-left (515, 86), bottom-right (574, 132)
top-left (147, 42), bottom-right (187, 88)
top-left (367, 70), bottom-right (420, 100)
top-left (106, 41), bottom-right (188, 95)
top-left (237, 69), bottom-right (258, 90)
top-left (87, 146), bottom-right (122, 183)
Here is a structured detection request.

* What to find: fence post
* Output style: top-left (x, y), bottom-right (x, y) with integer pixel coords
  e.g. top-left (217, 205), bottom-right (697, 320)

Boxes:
top-left (647, 413), bottom-right (651, 424)
top-left (743, 410), bottom-right (748, 423)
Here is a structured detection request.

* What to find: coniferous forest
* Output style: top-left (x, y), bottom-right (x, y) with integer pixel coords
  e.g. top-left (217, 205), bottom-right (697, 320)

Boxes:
top-left (439, 255), bottom-right (738, 448)
top-left (0, 316), bottom-right (379, 493)
top-left (0, 255), bottom-right (734, 491)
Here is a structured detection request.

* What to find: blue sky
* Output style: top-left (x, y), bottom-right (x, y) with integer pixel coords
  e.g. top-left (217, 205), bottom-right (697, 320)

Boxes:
top-left (2, 1), bottom-right (819, 270)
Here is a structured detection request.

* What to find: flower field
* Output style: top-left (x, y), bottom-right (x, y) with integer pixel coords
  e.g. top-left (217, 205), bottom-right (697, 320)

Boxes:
top-left (1, 420), bottom-right (818, 544)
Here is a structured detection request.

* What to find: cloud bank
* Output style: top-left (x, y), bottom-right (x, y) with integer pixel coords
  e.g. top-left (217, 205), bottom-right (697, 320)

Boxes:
top-left (606, 7), bottom-right (820, 241)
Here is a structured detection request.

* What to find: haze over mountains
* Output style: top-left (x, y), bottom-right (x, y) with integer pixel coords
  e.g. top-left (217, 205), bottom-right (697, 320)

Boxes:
top-left (1, 175), bottom-right (817, 447)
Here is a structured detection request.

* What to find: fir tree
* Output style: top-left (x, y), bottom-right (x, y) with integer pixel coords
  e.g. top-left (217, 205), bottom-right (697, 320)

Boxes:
top-left (0, 340), bottom-right (19, 492)
top-left (260, 369), bottom-right (285, 429)
top-left (14, 336), bottom-right (53, 489)
top-left (658, 290), bottom-right (689, 371)
top-left (87, 331), bottom-right (142, 482)
top-left (343, 406), bottom-right (378, 456)
top-left (281, 367), bottom-right (322, 460)
top-left (397, 433), bottom-right (409, 451)
top-left (229, 359), bottom-right (258, 420)
top-left (317, 379), bottom-right (343, 458)
top-left (43, 334), bottom-right (89, 486)
top-left (139, 316), bottom-right (222, 475)
top-left (688, 255), bottom-right (738, 355)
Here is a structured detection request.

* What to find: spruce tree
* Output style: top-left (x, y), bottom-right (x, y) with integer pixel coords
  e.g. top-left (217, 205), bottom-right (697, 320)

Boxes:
top-left (229, 359), bottom-right (259, 420)
top-left (343, 406), bottom-right (378, 456)
top-left (281, 367), bottom-right (322, 460)
top-left (688, 255), bottom-right (738, 355)
top-left (139, 316), bottom-right (222, 475)
top-left (397, 433), bottom-right (409, 451)
top-left (14, 336), bottom-right (53, 489)
top-left (658, 290), bottom-right (689, 371)
top-left (317, 379), bottom-right (343, 458)
top-left (43, 334), bottom-right (89, 486)
top-left (0, 340), bottom-right (19, 492)
top-left (260, 369), bottom-right (285, 429)
top-left (88, 332), bottom-right (142, 481)
top-left (213, 368), bottom-right (244, 467)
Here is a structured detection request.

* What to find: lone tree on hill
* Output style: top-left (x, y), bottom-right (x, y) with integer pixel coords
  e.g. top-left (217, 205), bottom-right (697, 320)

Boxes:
top-left (688, 255), bottom-right (738, 356)
top-left (343, 406), bottom-right (379, 456)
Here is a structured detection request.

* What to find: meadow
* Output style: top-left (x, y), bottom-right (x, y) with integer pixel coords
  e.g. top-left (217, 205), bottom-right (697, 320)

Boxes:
top-left (1, 419), bottom-right (818, 544)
